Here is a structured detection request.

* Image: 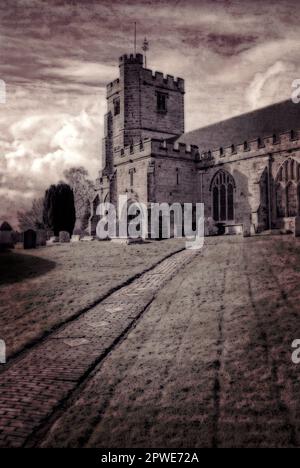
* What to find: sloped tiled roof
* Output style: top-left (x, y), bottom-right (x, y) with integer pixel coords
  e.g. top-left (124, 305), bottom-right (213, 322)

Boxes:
top-left (177, 100), bottom-right (300, 152)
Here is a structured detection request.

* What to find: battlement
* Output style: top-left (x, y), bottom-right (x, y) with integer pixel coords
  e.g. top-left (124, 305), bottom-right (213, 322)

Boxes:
top-left (114, 138), bottom-right (198, 165)
top-left (153, 139), bottom-right (198, 158)
top-left (106, 54), bottom-right (184, 95)
top-left (114, 138), bottom-right (152, 164)
top-left (198, 129), bottom-right (300, 165)
top-left (119, 53), bottom-right (144, 66)
top-left (106, 78), bottom-right (120, 97)
top-left (142, 68), bottom-right (184, 92)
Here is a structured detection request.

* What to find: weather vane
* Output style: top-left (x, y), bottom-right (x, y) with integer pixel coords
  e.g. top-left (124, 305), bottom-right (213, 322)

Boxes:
top-left (142, 37), bottom-right (149, 68)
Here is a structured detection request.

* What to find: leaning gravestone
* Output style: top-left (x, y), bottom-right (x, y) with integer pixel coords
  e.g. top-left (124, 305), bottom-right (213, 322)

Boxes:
top-left (59, 231), bottom-right (70, 243)
top-left (23, 229), bottom-right (37, 249)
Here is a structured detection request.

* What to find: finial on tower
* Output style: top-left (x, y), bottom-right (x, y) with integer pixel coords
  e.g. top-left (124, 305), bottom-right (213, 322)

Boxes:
top-left (142, 37), bottom-right (149, 68)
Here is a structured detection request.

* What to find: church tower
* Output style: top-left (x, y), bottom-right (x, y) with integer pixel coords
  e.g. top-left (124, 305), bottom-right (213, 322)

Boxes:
top-left (101, 52), bottom-right (185, 177)
top-left (89, 52), bottom-right (186, 235)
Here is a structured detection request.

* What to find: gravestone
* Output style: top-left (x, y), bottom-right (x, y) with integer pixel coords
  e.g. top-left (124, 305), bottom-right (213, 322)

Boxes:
top-left (23, 229), bottom-right (37, 249)
top-left (81, 235), bottom-right (94, 241)
top-left (243, 220), bottom-right (251, 237)
top-left (205, 217), bottom-right (218, 236)
top-left (294, 216), bottom-right (300, 237)
top-left (46, 236), bottom-right (59, 246)
top-left (36, 230), bottom-right (47, 246)
top-left (71, 235), bottom-right (81, 242)
top-left (0, 339), bottom-right (6, 364)
top-left (0, 221), bottom-right (14, 251)
top-left (46, 230), bottom-right (54, 240)
top-left (59, 231), bottom-right (70, 243)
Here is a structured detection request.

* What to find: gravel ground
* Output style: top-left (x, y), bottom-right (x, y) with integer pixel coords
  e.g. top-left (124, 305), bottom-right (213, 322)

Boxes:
top-left (39, 235), bottom-right (300, 448)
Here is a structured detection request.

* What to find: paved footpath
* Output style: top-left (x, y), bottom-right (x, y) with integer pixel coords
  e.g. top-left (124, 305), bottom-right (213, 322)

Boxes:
top-left (0, 248), bottom-right (198, 447)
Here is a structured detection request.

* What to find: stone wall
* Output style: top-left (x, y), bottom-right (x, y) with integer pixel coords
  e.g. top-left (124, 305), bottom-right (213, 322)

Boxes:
top-left (199, 157), bottom-right (269, 232)
top-left (197, 129), bottom-right (300, 233)
top-left (139, 67), bottom-right (184, 139)
top-left (115, 158), bottom-right (150, 206)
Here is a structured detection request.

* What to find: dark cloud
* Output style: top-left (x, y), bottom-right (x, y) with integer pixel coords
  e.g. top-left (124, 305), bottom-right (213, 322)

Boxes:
top-left (1, 0), bottom-right (300, 227)
top-left (205, 33), bottom-right (258, 56)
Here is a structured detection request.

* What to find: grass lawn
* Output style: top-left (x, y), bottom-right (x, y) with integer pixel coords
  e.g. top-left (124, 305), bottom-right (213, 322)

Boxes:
top-left (39, 235), bottom-right (300, 448)
top-left (0, 239), bottom-right (184, 360)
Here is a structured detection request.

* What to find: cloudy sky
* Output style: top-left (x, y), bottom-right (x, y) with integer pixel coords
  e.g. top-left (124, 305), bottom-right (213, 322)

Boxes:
top-left (1, 0), bottom-right (300, 227)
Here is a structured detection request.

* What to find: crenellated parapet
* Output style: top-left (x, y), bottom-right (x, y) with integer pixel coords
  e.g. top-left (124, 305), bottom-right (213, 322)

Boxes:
top-left (117, 53), bottom-right (184, 92)
top-left (114, 138), bottom-right (152, 163)
top-left (119, 53), bottom-right (144, 66)
top-left (114, 138), bottom-right (198, 166)
top-left (152, 139), bottom-right (198, 158)
top-left (142, 68), bottom-right (184, 93)
top-left (106, 78), bottom-right (120, 98)
top-left (197, 129), bottom-right (300, 167)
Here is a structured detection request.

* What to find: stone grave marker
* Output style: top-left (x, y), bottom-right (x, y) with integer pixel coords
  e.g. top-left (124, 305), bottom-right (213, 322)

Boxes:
top-left (23, 229), bottom-right (37, 249)
top-left (59, 231), bottom-right (70, 243)
top-left (0, 221), bottom-right (14, 250)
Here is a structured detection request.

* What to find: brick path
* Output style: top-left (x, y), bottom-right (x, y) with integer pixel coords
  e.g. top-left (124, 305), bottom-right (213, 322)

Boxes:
top-left (0, 248), bottom-right (198, 447)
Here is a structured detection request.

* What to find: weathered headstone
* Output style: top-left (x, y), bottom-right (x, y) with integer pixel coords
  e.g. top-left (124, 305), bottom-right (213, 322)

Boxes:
top-left (71, 235), bottom-right (81, 242)
top-left (59, 231), bottom-right (70, 243)
top-left (243, 220), bottom-right (251, 237)
top-left (0, 221), bottom-right (14, 251)
top-left (294, 216), bottom-right (300, 237)
top-left (205, 217), bottom-right (218, 236)
top-left (46, 236), bottom-right (59, 246)
top-left (46, 230), bottom-right (54, 240)
top-left (36, 229), bottom-right (47, 246)
top-left (0, 339), bottom-right (6, 364)
top-left (23, 229), bottom-right (37, 249)
top-left (81, 235), bottom-right (94, 241)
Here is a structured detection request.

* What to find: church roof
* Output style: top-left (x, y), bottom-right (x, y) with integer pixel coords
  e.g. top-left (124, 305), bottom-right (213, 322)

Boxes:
top-left (177, 100), bottom-right (300, 152)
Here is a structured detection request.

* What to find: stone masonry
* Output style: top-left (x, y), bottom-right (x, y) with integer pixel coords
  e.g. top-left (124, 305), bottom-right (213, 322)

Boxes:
top-left (89, 52), bottom-right (300, 237)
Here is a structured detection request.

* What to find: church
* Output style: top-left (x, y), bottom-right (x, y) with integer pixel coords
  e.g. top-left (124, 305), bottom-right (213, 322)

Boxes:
top-left (90, 52), bottom-right (300, 237)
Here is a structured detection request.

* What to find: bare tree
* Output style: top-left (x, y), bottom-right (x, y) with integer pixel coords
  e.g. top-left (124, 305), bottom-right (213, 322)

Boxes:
top-left (17, 198), bottom-right (45, 231)
top-left (63, 167), bottom-right (94, 231)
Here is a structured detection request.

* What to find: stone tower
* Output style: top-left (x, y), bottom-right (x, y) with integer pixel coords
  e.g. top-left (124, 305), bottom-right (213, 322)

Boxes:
top-left (101, 53), bottom-right (185, 178)
top-left (90, 53), bottom-right (186, 235)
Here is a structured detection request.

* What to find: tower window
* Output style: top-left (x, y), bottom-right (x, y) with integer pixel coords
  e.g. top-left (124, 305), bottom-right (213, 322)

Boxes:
top-left (129, 168), bottom-right (135, 187)
top-left (156, 92), bottom-right (168, 112)
top-left (114, 97), bottom-right (120, 116)
top-left (176, 168), bottom-right (179, 185)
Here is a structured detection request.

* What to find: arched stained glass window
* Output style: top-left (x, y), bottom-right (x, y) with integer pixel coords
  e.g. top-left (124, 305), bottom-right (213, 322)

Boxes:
top-left (275, 159), bottom-right (300, 218)
top-left (210, 170), bottom-right (235, 222)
